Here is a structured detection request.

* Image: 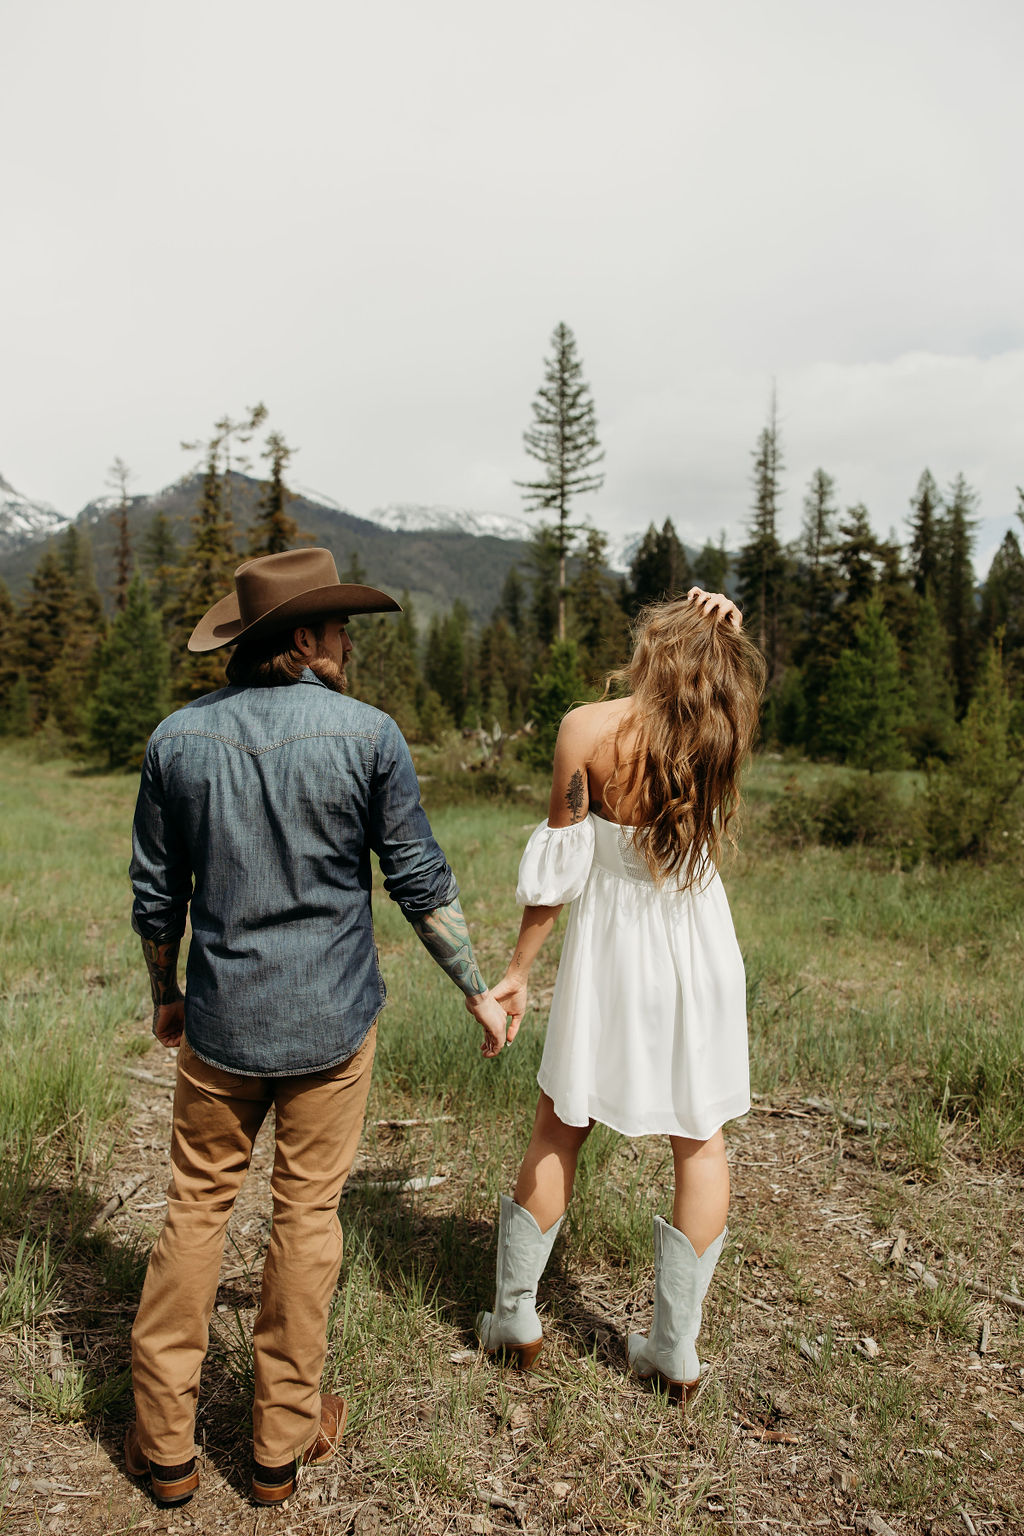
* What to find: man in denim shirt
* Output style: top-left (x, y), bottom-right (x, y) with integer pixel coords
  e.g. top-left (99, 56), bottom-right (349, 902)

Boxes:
top-left (125, 548), bottom-right (507, 1508)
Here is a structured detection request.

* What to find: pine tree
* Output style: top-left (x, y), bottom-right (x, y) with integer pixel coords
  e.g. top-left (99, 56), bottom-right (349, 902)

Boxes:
top-left (524, 640), bottom-right (589, 769)
top-left (250, 430), bottom-right (303, 555)
top-left (818, 598), bottom-right (909, 771)
top-left (0, 579), bottom-right (19, 727)
top-left (516, 323), bottom-right (604, 641)
top-left (572, 527), bottom-right (628, 682)
top-left (48, 526), bottom-right (108, 743)
top-left (905, 593), bottom-right (957, 764)
top-left (979, 528), bottom-right (1024, 676)
top-left (170, 444), bottom-right (239, 701)
top-left (939, 473), bottom-right (978, 712)
top-left (497, 566), bottom-right (528, 634)
top-left (627, 518), bottom-right (691, 611)
top-left (424, 602), bottom-right (474, 727)
top-left (18, 544), bottom-right (75, 725)
top-left (692, 533), bottom-right (730, 593)
top-left (835, 504), bottom-right (881, 612)
top-left (907, 469), bottom-right (943, 598)
top-left (88, 573), bottom-right (171, 768)
top-left (107, 457), bottom-right (135, 611)
top-left (797, 469), bottom-right (840, 641)
top-left (924, 639), bottom-right (1023, 860)
top-left (526, 526), bottom-right (561, 651)
top-left (347, 593), bottom-right (420, 736)
top-left (143, 510), bottom-right (180, 613)
top-left (735, 388), bottom-right (785, 676)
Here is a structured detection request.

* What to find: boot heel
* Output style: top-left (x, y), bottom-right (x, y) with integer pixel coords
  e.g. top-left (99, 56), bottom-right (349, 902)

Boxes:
top-left (511, 1338), bottom-right (545, 1371)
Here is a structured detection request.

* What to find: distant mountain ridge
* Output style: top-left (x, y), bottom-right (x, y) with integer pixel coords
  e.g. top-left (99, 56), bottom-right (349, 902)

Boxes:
top-left (0, 473), bottom-right (657, 618)
top-left (0, 473), bottom-right (72, 552)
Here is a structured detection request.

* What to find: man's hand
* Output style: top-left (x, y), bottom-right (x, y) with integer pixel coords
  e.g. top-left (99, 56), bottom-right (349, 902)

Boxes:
top-left (464, 989), bottom-right (508, 1058)
top-left (492, 970), bottom-right (528, 1044)
top-left (153, 994), bottom-right (185, 1048)
top-left (687, 586), bottom-right (742, 629)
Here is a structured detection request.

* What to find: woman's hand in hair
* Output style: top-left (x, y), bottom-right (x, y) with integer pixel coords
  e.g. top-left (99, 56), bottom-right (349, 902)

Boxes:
top-left (686, 587), bottom-right (742, 629)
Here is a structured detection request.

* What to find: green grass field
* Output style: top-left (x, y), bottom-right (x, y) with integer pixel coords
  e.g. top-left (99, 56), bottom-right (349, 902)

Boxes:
top-left (0, 744), bottom-right (1021, 1534)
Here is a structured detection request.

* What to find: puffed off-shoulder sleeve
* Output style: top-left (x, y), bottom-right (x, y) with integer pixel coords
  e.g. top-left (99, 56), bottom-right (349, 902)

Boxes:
top-left (515, 818), bottom-right (596, 905)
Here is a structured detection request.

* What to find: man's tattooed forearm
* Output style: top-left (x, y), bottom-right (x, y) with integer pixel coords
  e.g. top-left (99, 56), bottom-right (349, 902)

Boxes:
top-left (141, 935), bottom-right (183, 1013)
top-left (565, 768), bottom-right (586, 823)
top-left (410, 897), bottom-right (486, 998)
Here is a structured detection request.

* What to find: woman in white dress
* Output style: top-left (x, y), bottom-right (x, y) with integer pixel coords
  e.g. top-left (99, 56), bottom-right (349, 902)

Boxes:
top-left (476, 589), bottom-right (765, 1394)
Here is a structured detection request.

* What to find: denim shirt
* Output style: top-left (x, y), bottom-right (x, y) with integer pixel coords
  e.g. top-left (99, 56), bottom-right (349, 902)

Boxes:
top-left (130, 670), bottom-right (457, 1076)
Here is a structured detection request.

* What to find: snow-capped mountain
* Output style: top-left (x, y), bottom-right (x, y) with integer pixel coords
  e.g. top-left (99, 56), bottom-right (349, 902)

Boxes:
top-left (366, 503), bottom-right (533, 542)
top-left (0, 474), bottom-right (71, 553)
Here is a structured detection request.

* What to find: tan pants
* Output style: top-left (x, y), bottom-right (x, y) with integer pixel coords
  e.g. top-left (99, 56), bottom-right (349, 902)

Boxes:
top-left (131, 1026), bottom-right (376, 1467)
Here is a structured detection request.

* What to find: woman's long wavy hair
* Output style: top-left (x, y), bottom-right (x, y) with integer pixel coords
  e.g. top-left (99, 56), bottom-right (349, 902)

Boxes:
top-left (604, 598), bottom-right (766, 890)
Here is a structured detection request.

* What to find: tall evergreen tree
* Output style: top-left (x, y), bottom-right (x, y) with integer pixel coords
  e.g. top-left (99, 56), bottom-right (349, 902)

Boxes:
top-left (516, 322), bottom-right (604, 640)
top-left (797, 469), bottom-right (840, 641)
top-left (835, 504), bottom-right (881, 612)
top-left (347, 593), bottom-right (420, 737)
top-left (89, 573), bottom-right (171, 768)
top-left (692, 533), bottom-right (730, 593)
top-left (907, 469), bottom-right (943, 598)
top-left (525, 640), bottom-right (589, 769)
top-left (526, 526), bottom-right (561, 651)
top-left (572, 527), bottom-right (628, 681)
top-left (818, 597), bottom-right (909, 772)
top-left (0, 579), bottom-right (20, 729)
top-left (18, 544), bottom-right (73, 719)
top-left (939, 472), bottom-right (978, 711)
top-left (250, 430), bottom-right (302, 555)
top-left (48, 526), bottom-right (108, 742)
top-left (905, 592), bottom-right (957, 764)
top-left (143, 509), bottom-right (180, 613)
top-left (979, 528), bottom-right (1024, 674)
top-left (627, 518), bottom-right (691, 611)
top-left (107, 456), bottom-right (135, 611)
top-left (169, 447), bottom-right (238, 700)
top-left (424, 601), bottom-right (474, 727)
top-left (735, 388), bottom-right (785, 676)
top-left (497, 566), bottom-right (528, 635)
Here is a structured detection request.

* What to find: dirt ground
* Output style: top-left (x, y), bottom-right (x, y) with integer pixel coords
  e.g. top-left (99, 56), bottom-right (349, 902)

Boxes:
top-left (1, 1053), bottom-right (1022, 1536)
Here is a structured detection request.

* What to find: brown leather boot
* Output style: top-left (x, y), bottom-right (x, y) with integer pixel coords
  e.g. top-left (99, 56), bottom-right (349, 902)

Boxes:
top-left (251, 1393), bottom-right (349, 1505)
top-left (124, 1425), bottom-right (199, 1507)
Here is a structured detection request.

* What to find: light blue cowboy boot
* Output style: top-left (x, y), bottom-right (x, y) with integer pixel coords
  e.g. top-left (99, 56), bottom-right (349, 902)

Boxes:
top-left (475, 1195), bottom-right (563, 1370)
top-left (627, 1219), bottom-right (727, 1396)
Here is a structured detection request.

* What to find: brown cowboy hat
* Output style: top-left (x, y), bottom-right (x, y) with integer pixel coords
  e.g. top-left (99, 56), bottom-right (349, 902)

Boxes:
top-left (187, 548), bottom-right (401, 653)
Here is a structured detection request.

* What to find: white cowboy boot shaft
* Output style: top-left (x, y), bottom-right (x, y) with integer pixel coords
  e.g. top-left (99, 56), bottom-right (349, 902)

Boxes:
top-left (476, 1195), bottom-right (563, 1366)
top-left (627, 1219), bottom-right (727, 1388)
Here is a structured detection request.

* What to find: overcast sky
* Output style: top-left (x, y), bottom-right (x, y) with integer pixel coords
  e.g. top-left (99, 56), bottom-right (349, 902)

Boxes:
top-left (3, 0), bottom-right (1022, 570)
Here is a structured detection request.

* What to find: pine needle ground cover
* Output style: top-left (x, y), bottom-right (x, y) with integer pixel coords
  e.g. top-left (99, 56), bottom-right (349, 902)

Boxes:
top-left (0, 746), bottom-right (1021, 1535)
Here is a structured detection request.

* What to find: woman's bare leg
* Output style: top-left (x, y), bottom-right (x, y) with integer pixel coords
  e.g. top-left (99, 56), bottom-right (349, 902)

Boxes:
top-left (513, 1092), bottom-right (593, 1234)
top-left (669, 1129), bottom-right (730, 1255)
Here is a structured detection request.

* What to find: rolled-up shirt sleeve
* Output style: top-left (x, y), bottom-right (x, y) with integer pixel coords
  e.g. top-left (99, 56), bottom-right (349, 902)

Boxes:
top-left (368, 718), bottom-right (457, 915)
top-left (130, 740), bottom-right (193, 940)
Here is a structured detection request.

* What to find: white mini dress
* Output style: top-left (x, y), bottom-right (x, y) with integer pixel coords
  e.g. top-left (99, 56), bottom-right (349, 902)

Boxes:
top-left (517, 814), bottom-right (750, 1140)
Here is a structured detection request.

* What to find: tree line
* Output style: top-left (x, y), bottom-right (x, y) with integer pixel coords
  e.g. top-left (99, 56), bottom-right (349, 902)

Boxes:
top-left (1, 326), bottom-right (1021, 841)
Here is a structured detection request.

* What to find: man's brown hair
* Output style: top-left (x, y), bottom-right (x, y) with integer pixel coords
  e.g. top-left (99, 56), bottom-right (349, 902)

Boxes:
top-left (225, 621), bottom-right (329, 688)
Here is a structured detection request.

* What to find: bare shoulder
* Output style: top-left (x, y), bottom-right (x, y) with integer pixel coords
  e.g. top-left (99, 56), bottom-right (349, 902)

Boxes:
top-left (558, 698), bottom-right (631, 754)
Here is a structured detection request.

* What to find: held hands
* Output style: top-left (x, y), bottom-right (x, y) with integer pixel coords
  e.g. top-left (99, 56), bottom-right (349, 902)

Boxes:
top-left (687, 586), bottom-right (742, 629)
top-left (492, 970), bottom-right (527, 1044)
top-left (464, 988), bottom-right (509, 1058)
top-left (152, 993), bottom-right (185, 1049)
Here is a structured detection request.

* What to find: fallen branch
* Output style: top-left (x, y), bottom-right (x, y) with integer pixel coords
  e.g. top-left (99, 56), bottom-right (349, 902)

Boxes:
top-left (87, 1173), bottom-right (147, 1228)
top-left (345, 1174), bottom-right (447, 1194)
top-left (123, 1067), bottom-right (175, 1087)
top-left (899, 1252), bottom-right (1024, 1315)
top-left (374, 1115), bottom-right (456, 1129)
top-left (734, 1412), bottom-right (800, 1446)
top-left (801, 1096), bottom-right (892, 1132)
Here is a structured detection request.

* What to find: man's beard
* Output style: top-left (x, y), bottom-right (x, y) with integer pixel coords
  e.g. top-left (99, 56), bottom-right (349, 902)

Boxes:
top-left (308, 654), bottom-right (348, 694)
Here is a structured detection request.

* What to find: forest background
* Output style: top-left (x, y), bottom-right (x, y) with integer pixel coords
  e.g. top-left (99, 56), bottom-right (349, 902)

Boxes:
top-left (2, 353), bottom-right (1023, 868)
